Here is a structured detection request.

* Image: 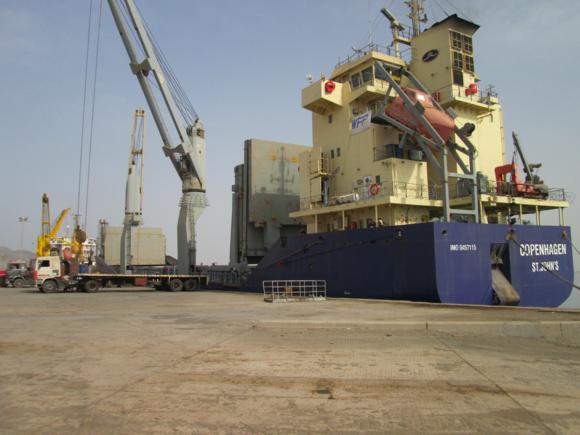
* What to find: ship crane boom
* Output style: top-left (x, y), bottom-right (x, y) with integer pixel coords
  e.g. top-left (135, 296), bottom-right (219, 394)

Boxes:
top-left (512, 132), bottom-right (542, 182)
top-left (107, 0), bottom-right (207, 273)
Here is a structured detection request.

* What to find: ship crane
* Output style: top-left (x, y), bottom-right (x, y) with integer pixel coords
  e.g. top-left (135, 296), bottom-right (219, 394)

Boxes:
top-left (494, 132), bottom-right (549, 199)
top-left (120, 108), bottom-right (145, 273)
top-left (512, 132), bottom-right (547, 193)
top-left (107, 0), bottom-right (207, 274)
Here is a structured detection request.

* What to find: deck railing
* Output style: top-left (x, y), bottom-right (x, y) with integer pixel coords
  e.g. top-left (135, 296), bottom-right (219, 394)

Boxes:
top-left (300, 179), bottom-right (568, 210)
top-left (300, 180), bottom-right (441, 210)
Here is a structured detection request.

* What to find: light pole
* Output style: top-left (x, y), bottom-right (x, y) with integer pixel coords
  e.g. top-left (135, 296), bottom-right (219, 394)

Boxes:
top-left (18, 217), bottom-right (28, 252)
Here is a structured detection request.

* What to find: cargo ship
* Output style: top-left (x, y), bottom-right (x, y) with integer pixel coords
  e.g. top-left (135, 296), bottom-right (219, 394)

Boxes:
top-left (221, 1), bottom-right (574, 307)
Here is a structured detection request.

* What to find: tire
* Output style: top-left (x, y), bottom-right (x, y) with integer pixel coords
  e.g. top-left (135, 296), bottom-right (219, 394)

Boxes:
top-left (12, 278), bottom-right (25, 288)
top-left (184, 278), bottom-right (199, 291)
top-left (168, 279), bottom-right (184, 292)
top-left (41, 280), bottom-right (58, 293)
top-left (83, 280), bottom-right (100, 293)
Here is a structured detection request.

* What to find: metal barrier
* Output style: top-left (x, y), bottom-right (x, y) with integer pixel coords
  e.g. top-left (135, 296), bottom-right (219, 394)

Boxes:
top-left (262, 280), bottom-right (327, 303)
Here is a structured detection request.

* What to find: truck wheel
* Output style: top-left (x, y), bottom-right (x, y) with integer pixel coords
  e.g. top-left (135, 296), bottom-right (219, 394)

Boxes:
top-left (184, 279), bottom-right (199, 291)
top-left (41, 280), bottom-right (58, 293)
top-left (168, 279), bottom-right (184, 292)
top-left (12, 278), bottom-right (25, 288)
top-left (83, 280), bottom-right (100, 293)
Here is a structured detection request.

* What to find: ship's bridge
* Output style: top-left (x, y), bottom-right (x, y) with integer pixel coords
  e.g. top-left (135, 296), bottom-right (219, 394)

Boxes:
top-left (295, 14), bottom-right (570, 234)
top-left (302, 46), bottom-right (405, 115)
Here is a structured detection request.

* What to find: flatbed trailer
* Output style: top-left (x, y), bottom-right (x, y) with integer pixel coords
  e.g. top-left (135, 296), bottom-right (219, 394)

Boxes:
top-left (35, 255), bottom-right (209, 293)
top-left (72, 273), bottom-right (209, 293)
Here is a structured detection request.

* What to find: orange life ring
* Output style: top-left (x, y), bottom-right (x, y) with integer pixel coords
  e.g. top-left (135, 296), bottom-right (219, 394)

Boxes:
top-left (325, 80), bottom-right (336, 93)
top-left (369, 183), bottom-right (380, 196)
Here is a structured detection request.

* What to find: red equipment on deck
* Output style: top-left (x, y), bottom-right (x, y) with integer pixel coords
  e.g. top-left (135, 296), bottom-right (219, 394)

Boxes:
top-left (494, 132), bottom-right (549, 199)
top-left (494, 159), bottom-right (547, 199)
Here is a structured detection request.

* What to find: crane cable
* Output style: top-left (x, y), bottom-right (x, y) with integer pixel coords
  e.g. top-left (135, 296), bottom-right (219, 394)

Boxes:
top-left (572, 241), bottom-right (580, 257)
top-left (134, 0), bottom-right (198, 125)
top-left (83, 0), bottom-right (104, 230)
top-left (76, 0), bottom-right (94, 222)
top-left (119, 1), bottom-right (199, 128)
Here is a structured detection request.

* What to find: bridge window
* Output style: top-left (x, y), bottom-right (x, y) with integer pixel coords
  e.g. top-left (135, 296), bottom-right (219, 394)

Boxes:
top-left (451, 31), bottom-right (462, 50)
top-left (452, 50), bottom-right (463, 70)
top-left (350, 73), bottom-right (361, 89)
top-left (463, 34), bottom-right (473, 53)
top-left (450, 30), bottom-right (475, 74)
top-left (464, 55), bottom-right (475, 73)
top-left (362, 67), bottom-right (373, 83)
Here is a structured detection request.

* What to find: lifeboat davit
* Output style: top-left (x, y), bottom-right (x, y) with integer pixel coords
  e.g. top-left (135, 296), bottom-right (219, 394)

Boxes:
top-left (385, 87), bottom-right (455, 144)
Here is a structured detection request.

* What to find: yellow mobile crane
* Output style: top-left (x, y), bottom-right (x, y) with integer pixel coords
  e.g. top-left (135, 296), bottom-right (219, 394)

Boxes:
top-left (36, 194), bottom-right (71, 257)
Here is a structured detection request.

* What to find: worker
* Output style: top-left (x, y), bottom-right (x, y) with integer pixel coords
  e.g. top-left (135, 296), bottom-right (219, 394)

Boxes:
top-left (377, 217), bottom-right (385, 227)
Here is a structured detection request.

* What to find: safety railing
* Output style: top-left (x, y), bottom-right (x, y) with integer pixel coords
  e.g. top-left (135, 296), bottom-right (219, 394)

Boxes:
top-left (299, 179), bottom-right (568, 211)
top-left (477, 180), bottom-right (567, 202)
top-left (335, 42), bottom-right (412, 68)
top-left (336, 43), bottom-right (393, 68)
top-left (430, 84), bottom-right (498, 107)
top-left (299, 180), bottom-right (442, 210)
top-left (263, 280), bottom-right (327, 303)
top-left (547, 188), bottom-right (568, 201)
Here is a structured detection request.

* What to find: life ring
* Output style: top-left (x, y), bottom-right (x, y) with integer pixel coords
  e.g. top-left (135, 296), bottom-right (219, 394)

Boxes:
top-left (369, 183), bottom-right (380, 196)
top-left (325, 80), bottom-right (336, 93)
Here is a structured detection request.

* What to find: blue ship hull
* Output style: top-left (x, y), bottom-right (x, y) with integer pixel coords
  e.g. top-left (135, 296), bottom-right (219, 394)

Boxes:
top-left (246, 223), bottom-right (573, 307)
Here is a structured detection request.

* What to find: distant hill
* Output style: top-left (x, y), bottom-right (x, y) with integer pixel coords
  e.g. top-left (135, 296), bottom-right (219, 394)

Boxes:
top-left (0, 246), bottom-right (35, 269)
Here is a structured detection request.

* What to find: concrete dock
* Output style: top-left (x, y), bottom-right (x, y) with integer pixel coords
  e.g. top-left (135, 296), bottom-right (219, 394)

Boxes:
top-left (1, 287), bottom-right (580, 434)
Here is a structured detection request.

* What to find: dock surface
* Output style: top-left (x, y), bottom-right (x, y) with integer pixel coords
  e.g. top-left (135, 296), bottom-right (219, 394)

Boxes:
top-left (1, 288), bottom-right (580, 434)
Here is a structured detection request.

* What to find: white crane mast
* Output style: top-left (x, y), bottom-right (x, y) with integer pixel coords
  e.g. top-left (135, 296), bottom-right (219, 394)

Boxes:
top-left (120, 108), bottom-right (145, 273)
top-left (107, 0), bottom-right (207, 274)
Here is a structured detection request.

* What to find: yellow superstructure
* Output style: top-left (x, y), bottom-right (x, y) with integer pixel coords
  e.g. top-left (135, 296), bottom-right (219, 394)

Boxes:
top-left (292, 12), bottom-right (568, 233)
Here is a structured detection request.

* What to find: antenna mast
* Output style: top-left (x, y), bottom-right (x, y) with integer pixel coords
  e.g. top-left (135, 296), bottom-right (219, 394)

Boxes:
top-left (406, 0), bottom-right (427, 37)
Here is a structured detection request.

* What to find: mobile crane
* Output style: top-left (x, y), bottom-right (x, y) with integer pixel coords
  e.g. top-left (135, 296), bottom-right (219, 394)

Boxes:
top-left (107, 0), bottom-right (207, 275)
top-left (36, 193), bottom-right (71, 257)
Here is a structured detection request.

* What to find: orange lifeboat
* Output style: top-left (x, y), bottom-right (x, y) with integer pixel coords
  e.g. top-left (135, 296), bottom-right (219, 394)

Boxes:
top-left (385, 87), bottom-right (455, 144)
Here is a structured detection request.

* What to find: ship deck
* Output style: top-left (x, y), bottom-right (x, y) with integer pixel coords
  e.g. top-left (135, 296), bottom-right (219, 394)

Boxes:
top-left (1, 287), bottom-right (579, 433)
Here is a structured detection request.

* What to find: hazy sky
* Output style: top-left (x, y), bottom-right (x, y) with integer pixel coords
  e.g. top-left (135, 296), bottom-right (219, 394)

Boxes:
top-left (1, 0), bottom-right (579, 303)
